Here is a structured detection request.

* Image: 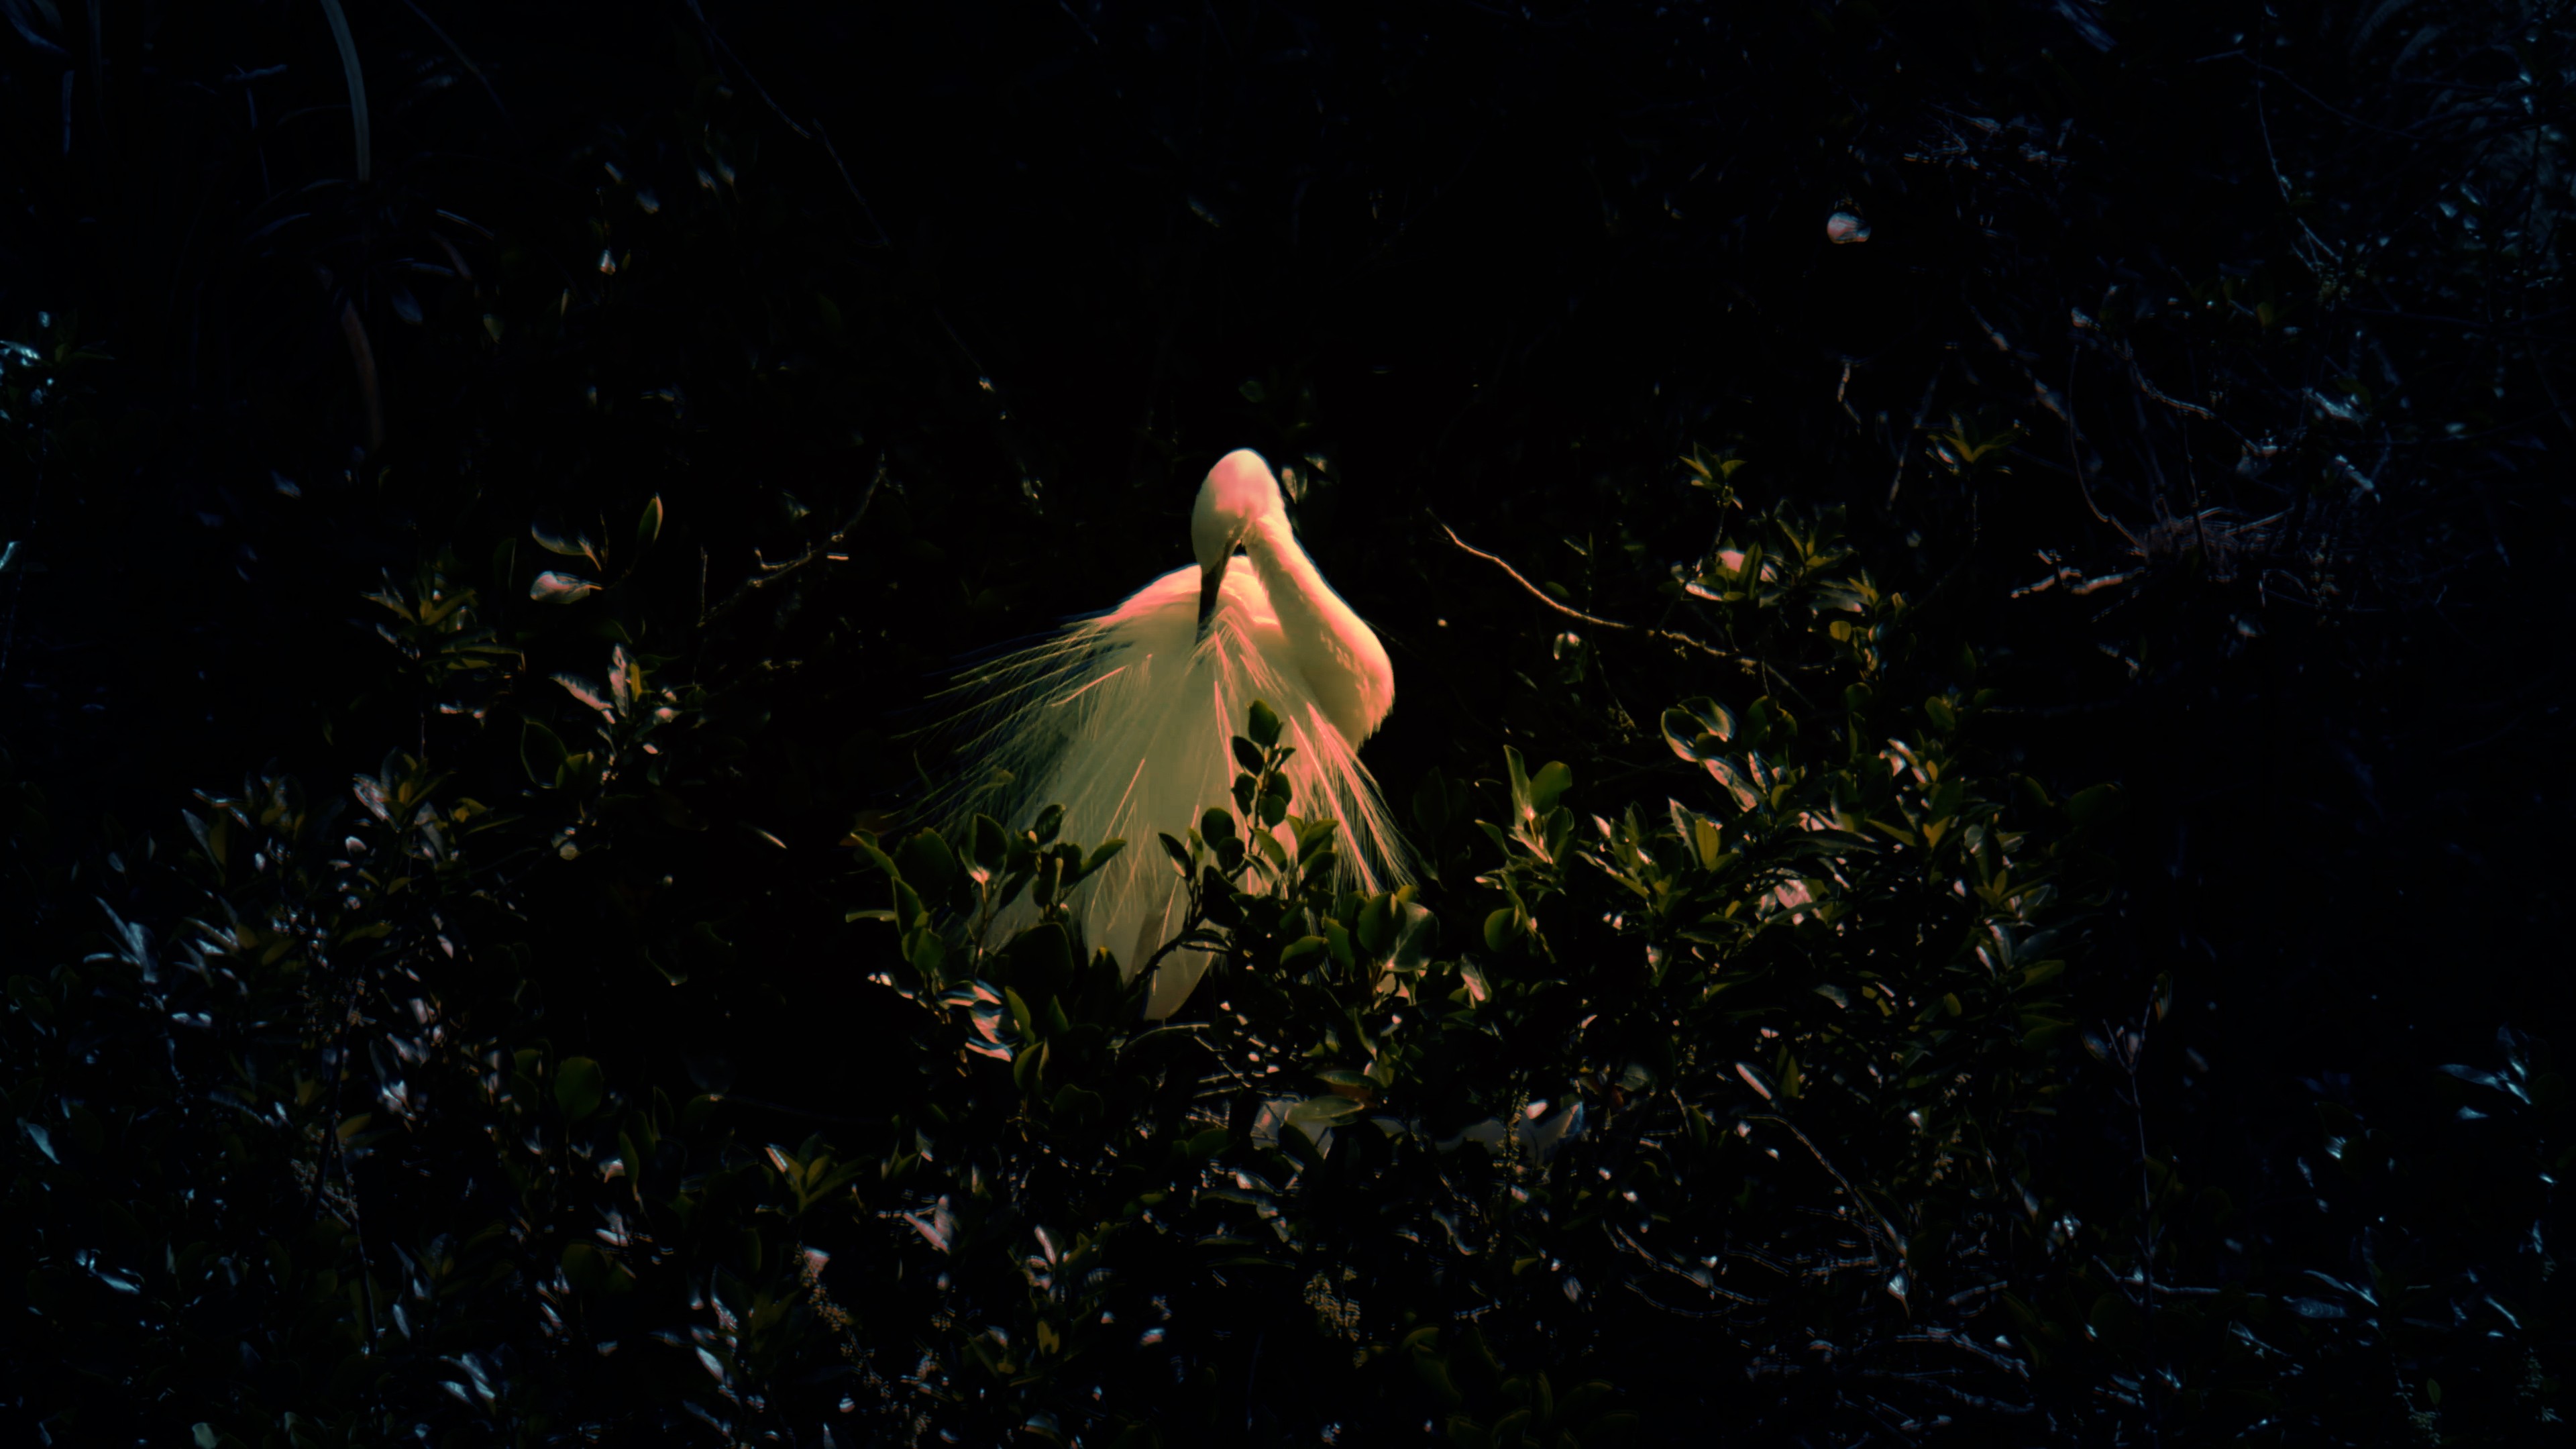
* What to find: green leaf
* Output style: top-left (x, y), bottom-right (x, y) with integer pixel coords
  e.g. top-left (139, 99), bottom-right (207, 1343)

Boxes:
top-left (1389, 901), bottom-right (1436, 971)
top-left (636, 494), bottom-right (665, 547)
top-left (529, 570), bottom-right (600, 604)
top-left (1200, 865), bottom-right (1241, 925)
top-left (1526, 759), bottom-right (1573, 817)
top-left (1287, 1095), bottom-right (1363, 1126)
top-left (2065, 784), bottom-right (2125, 826)
top-left (894, 830), bottom-right (961, 905)
top-left (1412, 766), bottom-right (1469, 836)
top-left (1246, 698), bottom-right (1283, 749)
top-left (851, 835), bottom-right (901, 884)
top-left (1703, 756), bottom-right (1762, 812)
top-left (1358, 893), bottom-right (1396, 956)
top-left (1742, 695), bottom-right (1795, 747)
top-left (1003, 924), bottom-right (1075, 1003)
top-left (1323, 918), bottom-right (1356, 973)
top-left (1690, 814), bottom-right (1725, 869)
top-left (555, 1057), bottom-right (606, 1120)
top-left (967, 814), bottom-right (1009, 883)
top-left (885, 876), bottom-right (927, 928)
top-left (906, 918), bottom-right (948, 974)
top-left (2087, 1291), bottom-right (2143, 1351)
top-left (1415, 1353), bottom-right (1464, 1409)
top-left (1280, 935), bottom-right (1332, 969)
top-left (1201, 807), bottom-right (1237, 846)
top-left (561, 1240), bottom-right (635, 1294)
top-left (2021, 1014), bottom-right (2074, 1049)
top-left (1868, 817), bottom-right (1921, 849)
top-left (1050, 1084), bottom-right (1104, 1122)
top-left (520, 718), bottom-right (569, 784)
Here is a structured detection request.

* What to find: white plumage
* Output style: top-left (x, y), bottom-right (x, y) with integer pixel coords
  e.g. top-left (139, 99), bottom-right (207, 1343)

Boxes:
top-left (939, 449), bottom-right (1408, 1018)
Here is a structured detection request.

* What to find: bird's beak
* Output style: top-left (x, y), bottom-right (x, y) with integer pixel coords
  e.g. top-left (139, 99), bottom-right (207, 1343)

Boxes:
top-left (1196, 553), bottom-right (1230, 641)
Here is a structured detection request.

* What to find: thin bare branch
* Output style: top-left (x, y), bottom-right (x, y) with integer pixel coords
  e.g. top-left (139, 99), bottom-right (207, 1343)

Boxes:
top-left (1430, 515), bottom-right (1758, 674)
top-left (684, 0), bottom-right (891, 248)
top-left (701, 459), bottom-right (884, 627)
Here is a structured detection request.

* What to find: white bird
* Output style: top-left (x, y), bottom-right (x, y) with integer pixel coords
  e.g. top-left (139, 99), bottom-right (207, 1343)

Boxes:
top-left (939, 448), bottom-right (1408, 1018)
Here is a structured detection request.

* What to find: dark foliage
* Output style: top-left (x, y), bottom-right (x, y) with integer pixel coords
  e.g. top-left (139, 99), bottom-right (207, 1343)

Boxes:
top-left (3, 2), bottom-right (2568, 1444)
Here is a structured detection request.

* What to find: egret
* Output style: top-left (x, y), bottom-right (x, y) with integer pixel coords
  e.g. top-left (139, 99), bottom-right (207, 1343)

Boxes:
top-left (941, 448), bottom-right (1408, 1018)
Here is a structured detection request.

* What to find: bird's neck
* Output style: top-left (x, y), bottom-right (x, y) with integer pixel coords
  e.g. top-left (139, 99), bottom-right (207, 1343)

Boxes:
top-left (1238, 513), bottom-right (1393, 745)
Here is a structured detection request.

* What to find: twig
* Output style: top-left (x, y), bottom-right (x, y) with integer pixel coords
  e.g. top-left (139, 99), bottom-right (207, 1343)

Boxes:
top-left (2239, 55), bottom-right (2483, 144)
top-left (700, 458), bottom-right (883, 627)
top-left (398, 0), bottom-right (510, 124)
top-left (683, 1), bottom-right (891, 248)
top-left (1137, 917), bottom-right (1226, 983)
top-left (1187, 1034), bottom-right (1263, 1100)
top-left (2345, 304), bottom-right (2576, 341)
top-left (0, 453), bottom-right (36, 687)
top-left (1888, 360), bottom-right (1947, 506)
top-left (1430, 515), bottom-right (1758, 674)
top-left (2131, 368), bottom-right (2216, 421)
top-left (2061, 337), bottom-right (2114, 524)
top-left (2524, 339), bottom-right (2576, 451)
top-left (1747, 1114), bottom-right (1904, 1260)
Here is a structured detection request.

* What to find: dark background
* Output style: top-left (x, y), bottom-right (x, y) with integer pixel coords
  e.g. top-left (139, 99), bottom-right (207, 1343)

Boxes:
top-left (3, 1), bottom-right (2568, 1442)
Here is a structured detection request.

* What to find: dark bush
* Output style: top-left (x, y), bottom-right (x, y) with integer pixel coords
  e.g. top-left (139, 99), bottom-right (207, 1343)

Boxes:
top-left (3, 3), bottom-right (2567, 1443)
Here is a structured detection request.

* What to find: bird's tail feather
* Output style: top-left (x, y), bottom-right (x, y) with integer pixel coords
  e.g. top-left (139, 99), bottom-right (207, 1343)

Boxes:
top-left (924, 587), bottom-right (1409, 1012)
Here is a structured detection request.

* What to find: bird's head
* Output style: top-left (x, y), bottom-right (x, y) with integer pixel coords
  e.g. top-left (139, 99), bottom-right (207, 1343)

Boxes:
top-left (1191, 449), bottom-right (1282, 635)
